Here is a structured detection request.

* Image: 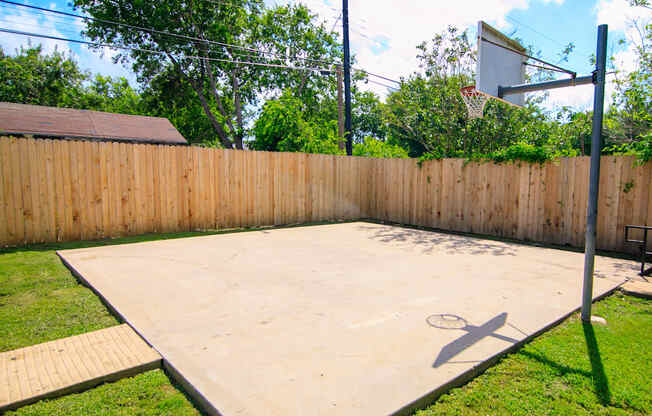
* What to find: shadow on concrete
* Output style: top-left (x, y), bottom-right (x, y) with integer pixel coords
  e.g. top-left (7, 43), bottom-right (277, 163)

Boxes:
top-left (518, 323), bottom-right (611, 406)
top-left (611, 261), bottom-right (644, 275)
top-left (429, 313), bottom-right (519, 368)
top-left (359, 225), bottom-right (518, 256)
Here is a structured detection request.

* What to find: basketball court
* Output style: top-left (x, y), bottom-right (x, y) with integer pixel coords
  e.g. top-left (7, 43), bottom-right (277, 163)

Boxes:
top-left (57, 222), bottom-right (637, 416)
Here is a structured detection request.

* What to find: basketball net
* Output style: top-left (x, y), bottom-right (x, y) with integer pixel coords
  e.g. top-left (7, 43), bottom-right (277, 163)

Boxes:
top-left (460, 86), bottom-right (489, 119)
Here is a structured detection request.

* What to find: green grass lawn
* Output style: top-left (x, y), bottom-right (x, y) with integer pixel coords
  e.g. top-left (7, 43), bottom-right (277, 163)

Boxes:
top-left (1, 231), bottom-right (651, 415)
top-left (415, 293), bottom-right (652, 416)
top-left (5, 369), bottom-right (200, 416)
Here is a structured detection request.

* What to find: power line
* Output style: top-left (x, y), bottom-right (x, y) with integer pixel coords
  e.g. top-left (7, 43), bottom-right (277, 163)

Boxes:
top-left (0, 27), bottom-right (334, 72)
top-left (505, 15), bottom-right (568, 49)
top-left (366, 79), bottom-right (398, 91)
top-left (2, 1), bottom-right (402, 91)
top-left (505, 15), bottom-right (593, 61)
top-left (330, 12), bottom-right (341, 33)
top-left (353, 68), bottom-right (400, 85)
top-left (0, 0), bottom-right (340, 67)
top-left (480, 36), bottom-right (576, 77)
top-left (0, 7), bottom-right (293, 65)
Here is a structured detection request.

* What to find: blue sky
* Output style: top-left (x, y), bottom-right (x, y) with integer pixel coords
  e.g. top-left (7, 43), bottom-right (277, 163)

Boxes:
top-left (0, 0), bottom-right (648, 109)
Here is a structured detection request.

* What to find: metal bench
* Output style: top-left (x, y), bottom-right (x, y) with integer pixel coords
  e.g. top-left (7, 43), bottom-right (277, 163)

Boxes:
top-left (625, 225), bottom-right (652, 276)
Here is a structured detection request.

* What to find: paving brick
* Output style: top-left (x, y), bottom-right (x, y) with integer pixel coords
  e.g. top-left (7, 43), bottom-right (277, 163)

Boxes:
top-left (0, 324), bottom-right (161, 412)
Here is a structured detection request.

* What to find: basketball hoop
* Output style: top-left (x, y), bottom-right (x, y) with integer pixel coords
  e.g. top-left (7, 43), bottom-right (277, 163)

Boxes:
top-left (460, 86), bottom-right (489, 119)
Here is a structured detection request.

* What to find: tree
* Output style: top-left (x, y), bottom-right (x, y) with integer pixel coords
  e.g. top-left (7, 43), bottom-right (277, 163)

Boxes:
top-left (382, 26), bottom-right (589, 160)
top-left (0, 45), bottom-right (86, 107)
top-left (74, 75), bottom-right (142, 114)
top-left (73, 0), bottom-right (341, 149)
top-left (606, 20), bottom-right (651, 144)
top-left (251, 92), bottom-right (341, 154)
top-left (140, 68), bottom-right (220, 145)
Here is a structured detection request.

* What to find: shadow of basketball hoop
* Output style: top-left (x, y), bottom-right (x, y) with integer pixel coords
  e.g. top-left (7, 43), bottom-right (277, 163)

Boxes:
top-left (427, 312), bottom-right (521, 368)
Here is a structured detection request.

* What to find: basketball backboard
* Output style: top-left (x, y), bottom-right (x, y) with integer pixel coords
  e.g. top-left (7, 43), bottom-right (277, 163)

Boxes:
top-left (476, 21), bottom-right (527, 107)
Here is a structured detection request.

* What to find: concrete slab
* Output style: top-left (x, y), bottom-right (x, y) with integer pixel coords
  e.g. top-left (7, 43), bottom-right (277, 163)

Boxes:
top-left (57, 222), bottom-right (639, 416)
top-left (0, 324), bottom-right (161, 412)
top-left (621, 280), bottom-right (652, 299)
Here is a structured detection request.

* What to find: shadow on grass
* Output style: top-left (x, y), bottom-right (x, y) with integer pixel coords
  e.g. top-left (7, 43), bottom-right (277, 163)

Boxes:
top-left (583, 322), bottom-right (611, 405)
top-left (519, 323), bottom-right (611, 406)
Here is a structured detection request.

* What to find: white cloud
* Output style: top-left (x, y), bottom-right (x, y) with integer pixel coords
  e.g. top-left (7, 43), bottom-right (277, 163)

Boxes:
top-left (283, 0), bottom-right (536, 97)
top-left (596, 0), bottom-right (638, 30)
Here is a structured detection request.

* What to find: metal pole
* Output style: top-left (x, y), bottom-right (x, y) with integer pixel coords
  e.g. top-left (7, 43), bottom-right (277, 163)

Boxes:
top-left (342, 0), bottom-right (353, 156)
top-left (499, 75), bottom-right (594, 98)
top-left (336, 65), bottom-right (345, 151)
top-left (581, 24), bottom-right (608, 322)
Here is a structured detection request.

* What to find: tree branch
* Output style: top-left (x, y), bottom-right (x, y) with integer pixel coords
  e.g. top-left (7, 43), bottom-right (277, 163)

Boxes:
top-left (167, 52), bottom-right (233, 148)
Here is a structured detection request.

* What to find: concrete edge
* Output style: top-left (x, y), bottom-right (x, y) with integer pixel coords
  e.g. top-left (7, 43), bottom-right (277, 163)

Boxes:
top-left (56, 251), bottom-right (223, 416)
top-left (0, 358), bottom-right (161, 413)
top-left (620, 283), bottom-right (652, 299)
top-left (162, 359), bottom-right (222, 416)
top-left (389, 281), bottom-right (625, 416)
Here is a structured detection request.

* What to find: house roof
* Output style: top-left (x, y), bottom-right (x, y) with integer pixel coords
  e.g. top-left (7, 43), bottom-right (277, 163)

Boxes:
top-left (0, 102), bottom-right (187, 145)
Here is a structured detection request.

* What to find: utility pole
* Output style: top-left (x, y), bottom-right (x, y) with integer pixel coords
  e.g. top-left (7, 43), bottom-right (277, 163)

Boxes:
top-left (336, 65), bottom-right (345, 151)
top-left (581, 24), bottom-right (608, 322)
top-left (342, 0), bottom-right (353, 155)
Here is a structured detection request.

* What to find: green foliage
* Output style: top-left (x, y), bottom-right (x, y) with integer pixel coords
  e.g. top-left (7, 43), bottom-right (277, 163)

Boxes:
top-left (604, 132), bottom-right (652, 163)
top-left (604, 21), bottom-right (651, 152)
top-left (353, 137), bottom-right (409, 159)
top-left (75, 75), bottom-right (142, 114)
top-left (74, 0), bottom-right (342, 149)
top-left (0, 45), bottom-right (86, 107)
top-left (382, 27), bottom-right (583, 161)
top-left (140, 69), bottom-right (221, 146)
top-left (251, 92), bottom-right (342, 154)
top-left (485, 142), bottom-right (553, 164)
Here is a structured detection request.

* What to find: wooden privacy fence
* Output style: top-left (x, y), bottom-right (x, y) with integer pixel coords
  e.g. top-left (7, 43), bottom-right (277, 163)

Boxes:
top-left (369, 157), bottom-right (652, 254)
top-left (0, 137), bottom-right (373, 246)
top-left (0, 136), bottom-right (651, 253)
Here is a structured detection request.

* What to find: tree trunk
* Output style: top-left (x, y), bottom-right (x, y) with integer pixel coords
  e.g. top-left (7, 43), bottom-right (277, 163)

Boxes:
top-left (232, 68), bottom-right (244, 150)
top-left (168, 53), bottom-right (233, 148)
top-left (191, 81), bottom-right (234, 149)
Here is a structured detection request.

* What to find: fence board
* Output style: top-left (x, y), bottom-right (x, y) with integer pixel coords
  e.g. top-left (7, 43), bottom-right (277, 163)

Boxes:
top-left (1, 139), bottom-right (14, 244)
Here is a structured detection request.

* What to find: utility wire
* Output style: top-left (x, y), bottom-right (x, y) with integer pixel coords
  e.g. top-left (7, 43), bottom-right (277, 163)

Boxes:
top-left (0, 27), bottom-right (334, 72)
top-left (2, 1), bottom-right (402, 90)
top-left (480, 36), bottom-right (576, 77)
top-left (505, 15), bottom-right (595, 64)
top-left (0, 7), bottom-right (297, 65)
top-left (0, 0), bottom-right (340, 67)
top-left (367, 79), bottom-right (398, 91)
top-left (505, 15), bottom-right (570, 49)
top-left (330, 12), bottom-right (341, 33)
top-left (353, 68), bottom-right (400, 85)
